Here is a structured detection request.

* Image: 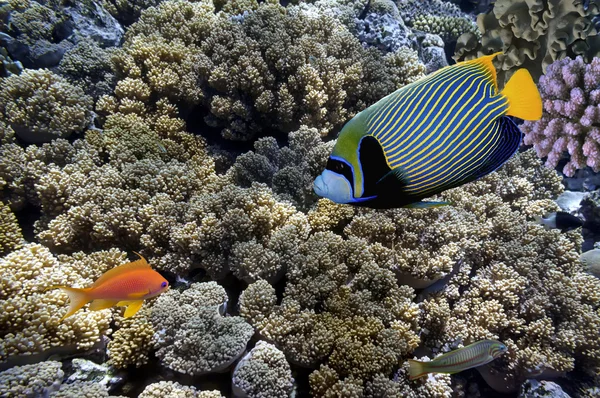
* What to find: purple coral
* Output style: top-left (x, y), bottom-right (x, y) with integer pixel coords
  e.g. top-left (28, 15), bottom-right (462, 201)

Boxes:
top-left (522, 56), bottom-right (600, 177)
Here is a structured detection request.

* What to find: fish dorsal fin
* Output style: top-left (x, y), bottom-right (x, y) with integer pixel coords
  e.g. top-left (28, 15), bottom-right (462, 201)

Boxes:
top-left (91, 252), bottom-right (151, 288)
top-left (459, 52), bottom-right (502, 92)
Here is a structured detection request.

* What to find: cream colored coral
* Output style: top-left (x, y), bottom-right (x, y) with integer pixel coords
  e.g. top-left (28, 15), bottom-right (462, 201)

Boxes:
top-left (0, 69), bottom-right (92, 143)
top-left (0, 201), bottom-right (23, 254)
top-left (0, 361), bottom-right (63, 397)
top-left (138, 381), bottom-right (224, 398)
top-left (107, 307), bottom-right (155, 369)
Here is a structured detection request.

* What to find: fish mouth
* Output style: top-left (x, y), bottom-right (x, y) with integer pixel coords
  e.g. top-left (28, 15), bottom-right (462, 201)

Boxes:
top-left (313, 175), bottom-right (328, 197)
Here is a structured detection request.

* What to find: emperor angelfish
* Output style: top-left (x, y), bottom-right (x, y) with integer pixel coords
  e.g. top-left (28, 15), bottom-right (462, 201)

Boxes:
top-left (313, 53), bottom-right (542, 208)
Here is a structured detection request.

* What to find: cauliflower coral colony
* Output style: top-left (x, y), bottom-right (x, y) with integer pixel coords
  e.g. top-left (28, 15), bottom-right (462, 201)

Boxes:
top-left (0, 0), bottom-right (600, 396)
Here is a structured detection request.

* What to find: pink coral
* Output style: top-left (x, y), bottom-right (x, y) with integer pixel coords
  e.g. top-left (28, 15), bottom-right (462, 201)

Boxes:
top-left (522, 56), bottom-right (600, 177)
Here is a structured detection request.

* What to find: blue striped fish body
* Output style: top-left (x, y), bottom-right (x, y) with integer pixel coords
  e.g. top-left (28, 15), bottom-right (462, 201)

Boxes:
top-left (313, 53), bottom-right (542, 208)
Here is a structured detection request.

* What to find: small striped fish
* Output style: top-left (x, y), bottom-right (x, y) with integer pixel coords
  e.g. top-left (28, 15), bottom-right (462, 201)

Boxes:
top-left (408, 340), bottom-right (508, 380)
top-left (313, 53), bottom-right (542, 208)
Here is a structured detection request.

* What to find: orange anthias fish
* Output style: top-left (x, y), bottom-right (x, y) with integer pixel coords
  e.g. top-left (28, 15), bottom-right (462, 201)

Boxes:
top-left (49, 252), bottom-right (169, 320)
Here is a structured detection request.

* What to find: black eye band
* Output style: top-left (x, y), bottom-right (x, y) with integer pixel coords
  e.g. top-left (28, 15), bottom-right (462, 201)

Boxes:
top-left (326, 158), bottom-right (354, 190)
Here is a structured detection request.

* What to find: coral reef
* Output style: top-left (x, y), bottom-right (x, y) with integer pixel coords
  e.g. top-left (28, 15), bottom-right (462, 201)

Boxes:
top-left (0, 0), bottom-right (123, 69)
top-left (50, 381), bottom-right (126, 398)
top-left (150, 282), bottom-right (253, 375)
top-left (138, 381), bottom-right (225, 398)
top-left (397, 0), bottom-right (478, 43)
top-left (107, 308), bottom-right (155, 369)
top-left (228, 125), bottom-right (333, 209)
top-left (112, 0), bottom-right (425, 140)
top-left (1, 0), bottom-right (600, 395)
top-left (239, 232), bottom-right (421, 391)
top-left (0, 245), bottom-right (123, 362)
top-left (58, 38), bottom-right (117, 100)
top-left (100, 0), bottom-right (162, 26)
top-left (0, 361), bottom-right (63, 397)
top-left (522, 56), bottom-right (600, 177)
top-left (0, 201), bottom-right (23, 255)
top-left (0, 69), bottom-right (93, 143)
top-left (231, 341), bottom-right (294, 398)
top-left (454, 0), bottom-right (600, 86)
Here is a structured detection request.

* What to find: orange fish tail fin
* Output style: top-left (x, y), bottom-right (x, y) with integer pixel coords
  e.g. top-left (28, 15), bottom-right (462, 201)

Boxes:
top-left (408, 359), bottom-right (428, 380)
top-left (49, 286), bottom-right (92, 321)
top-left (501, 68), bottom-right (542, 121)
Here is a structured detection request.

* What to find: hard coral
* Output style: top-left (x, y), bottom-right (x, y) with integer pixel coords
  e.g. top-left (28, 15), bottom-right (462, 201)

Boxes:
top-left (150, 283), bottom-right (253, 376)
top-left (139, 381), bottom-right (225, 398)
top-left (0, 69), bottom-right (93, 143)
top-left (231, 341), bottom-right (294, 398)
top-left (49, 381), bottom-right (126, 398)
top-left (170, 182), bottom-right (310, 279)
top-left (397, 0), bottom-right (477, 43)
top-left (522, 56), bottom-right (600, 177)
top-left (228, 125), bottom-right (333, 209)
top-left (115, 0), bottom-right (424, 141)
top-left (0, 244), bottom-right (123, 362)
top-left (58, 38), bottom-right (116, 100)
top-left (454, 0), bottom-right (600, 86)
top-left (0, 361), bottom-right (63, 398)
top-left (239, 231), bottom-right (420, 385)
top-left (413, 153), bottom-right (600, 385)
top-left (107, 307), bottom-right (155, 369)
top-left (0, 201), bottom-right (23, 255)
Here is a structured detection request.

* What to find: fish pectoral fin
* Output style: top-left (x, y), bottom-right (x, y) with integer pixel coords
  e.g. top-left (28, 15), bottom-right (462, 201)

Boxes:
top-left (375, 166), bottom-right (409, 196)
top-left (403, 201), bottom-right (452, 209)
top-left (127, 291), bottom-right (148, 299)
top-left (122, 300), bottom-right (144, 318)
top-left (501, 68), bottom-right (542, 120)
top-left (89, 299), bottom-right (120, 311)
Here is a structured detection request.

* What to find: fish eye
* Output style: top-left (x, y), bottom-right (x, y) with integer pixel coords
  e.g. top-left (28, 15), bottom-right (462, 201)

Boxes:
top-left (326, 158), bottom-right (354, 190)
top-left (161, 281), bottom-right (168, 288)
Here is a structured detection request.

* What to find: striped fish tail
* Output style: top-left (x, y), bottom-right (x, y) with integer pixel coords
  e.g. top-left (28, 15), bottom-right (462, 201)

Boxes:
top-left (501, 68), bottom-right (542, 120)
top-left (408, 359), bottom-right (429, 380)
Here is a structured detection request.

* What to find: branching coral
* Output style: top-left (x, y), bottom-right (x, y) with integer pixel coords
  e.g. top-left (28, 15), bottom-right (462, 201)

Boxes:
top-left (1, 0), bottom-right (122, 68)
top-left (231, 341), bottom-right (294, 398)
top-left (100, 0), bottom-right (162, 26)
top-left (107, 307), bottom-right (155, 369)
top-left (522, 56), bottom-right (600, 177)
top-left (239, 232), bottom-right (421, 386)
top-left (228, 125), bottom-right (333, 209)
top-left (0, 69), bottom-right (93, 143)
top-left (0, 201), bottom-right (23, 255)
top-left (169, 182), bottom-right (310, 279)
top-left (0, 360), bottom-right (64, 397)
top-left (139, 381), bottom-right (225, 398)
top-left (454, 0), bottom-right (600, 86)
top-left (58, 38), bottom-right (116, 100)
top-left (150, 285), bottom-right (253, 376)
top-left (0, 244), bottom-right (124, 362)
top-left (112, 0), bottom-right (424, 140)
top-left (50, 381), bottom-right (126, 398)
top-left (411, 155), bottom-right (600, 384)
top-left (397, 0), bottom-right (477, 43)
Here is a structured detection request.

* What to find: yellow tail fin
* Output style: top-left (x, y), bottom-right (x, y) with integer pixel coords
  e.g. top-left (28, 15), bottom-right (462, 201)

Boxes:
top-left (501, 68), bottom-right (542, 120)
top-left (47, 286), bottom-right (92, 321)
top-left (408, 359), bottom-right (429, 380)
